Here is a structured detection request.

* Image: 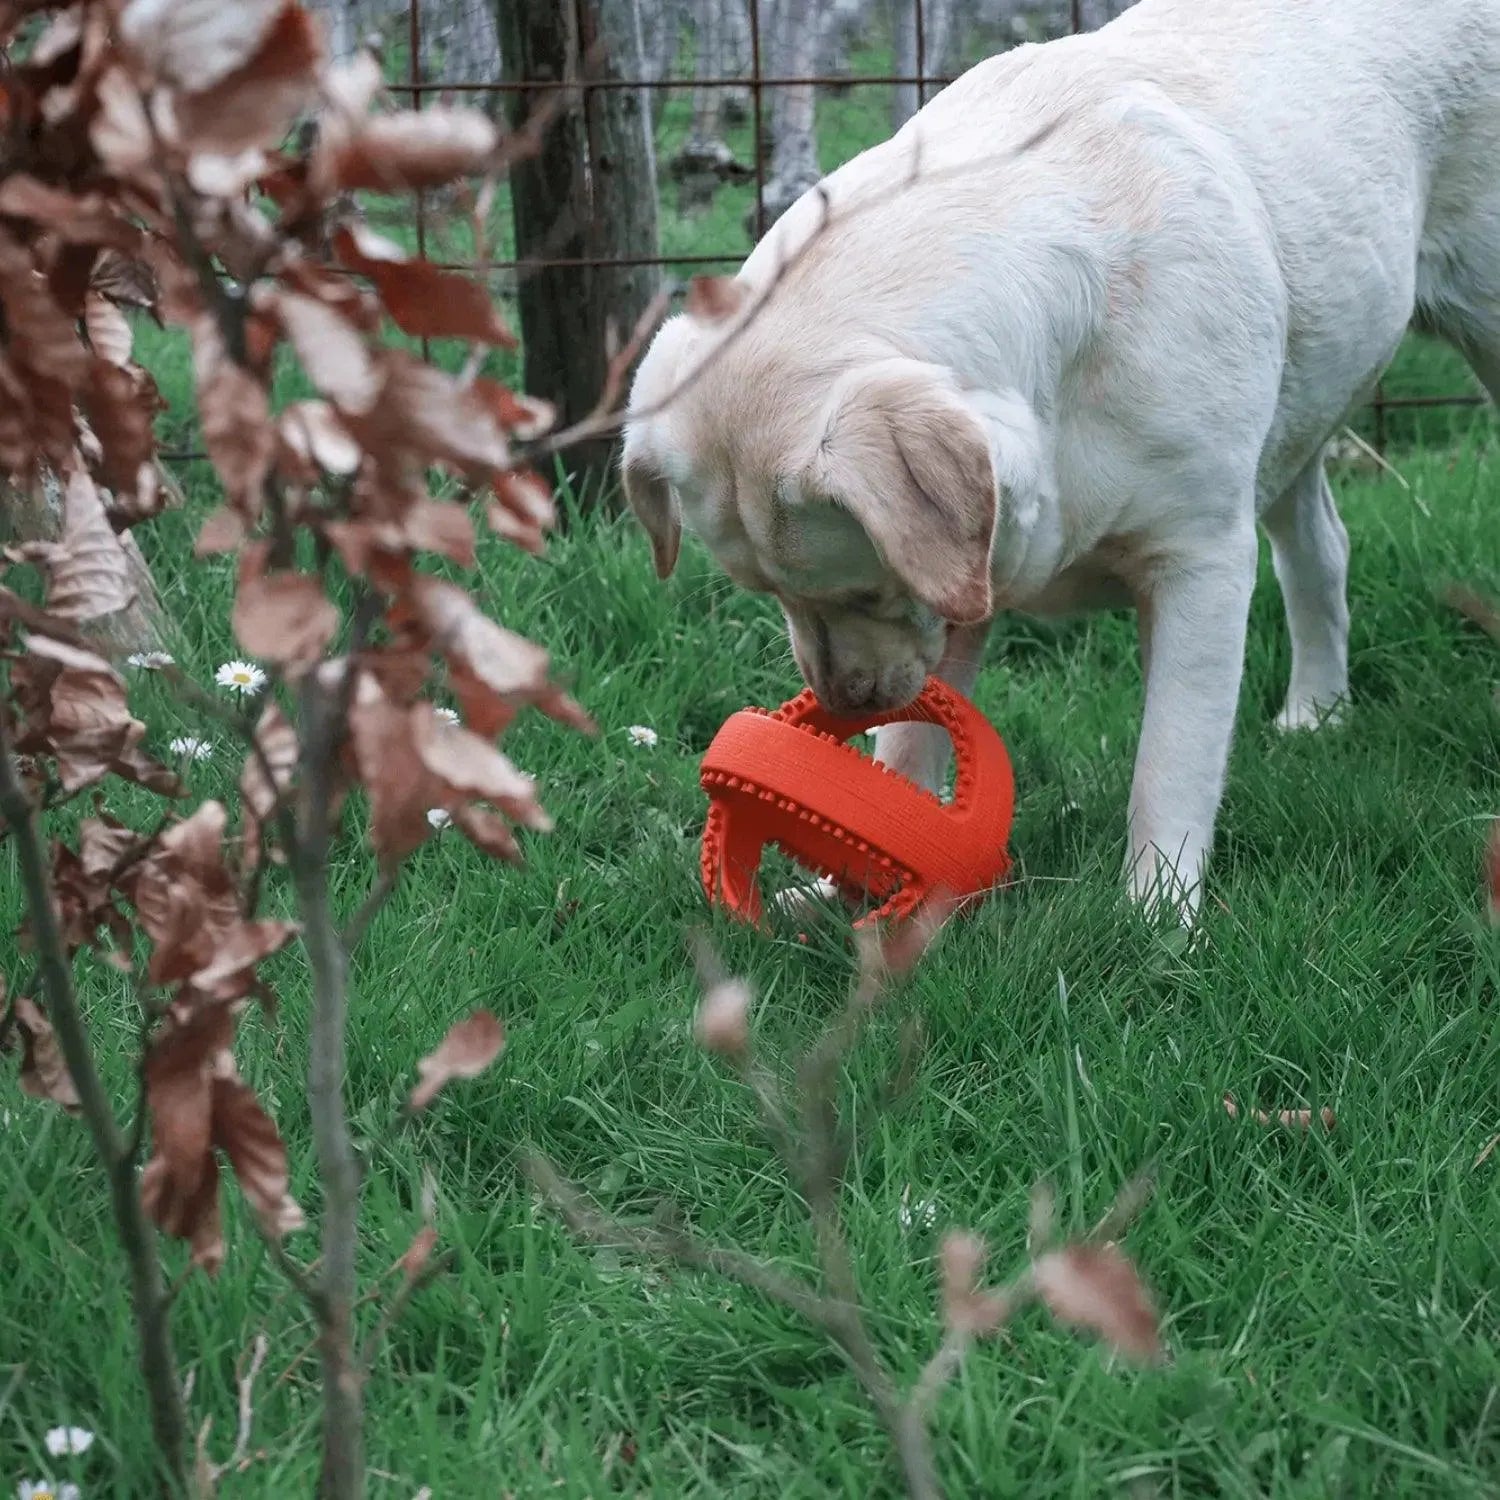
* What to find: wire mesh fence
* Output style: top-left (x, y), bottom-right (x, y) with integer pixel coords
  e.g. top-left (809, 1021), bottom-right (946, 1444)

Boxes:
top-left (171, 1), bottom-right (1485, 462)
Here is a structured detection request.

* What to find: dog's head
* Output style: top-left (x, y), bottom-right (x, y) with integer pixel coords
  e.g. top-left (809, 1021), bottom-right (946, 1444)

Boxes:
top-left (622, 316), bottom-right (1045, 713)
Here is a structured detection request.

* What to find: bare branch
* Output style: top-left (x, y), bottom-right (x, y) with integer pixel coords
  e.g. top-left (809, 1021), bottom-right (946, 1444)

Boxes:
top-left (360, 1247), bottom-right (457, 1372)
top-left (292, 661), bottom-right (365, 1496)
top-left (0, 715), bottom-right (189, 1485)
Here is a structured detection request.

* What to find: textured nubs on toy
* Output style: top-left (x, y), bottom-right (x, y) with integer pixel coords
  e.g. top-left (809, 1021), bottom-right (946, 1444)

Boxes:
top-left (699, 678), bottom-right (1014, 927)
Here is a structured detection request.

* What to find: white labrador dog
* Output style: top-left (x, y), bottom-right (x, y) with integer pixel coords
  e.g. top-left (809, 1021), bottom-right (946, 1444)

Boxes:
top-left (621, 0), bottom-right (1500, 914)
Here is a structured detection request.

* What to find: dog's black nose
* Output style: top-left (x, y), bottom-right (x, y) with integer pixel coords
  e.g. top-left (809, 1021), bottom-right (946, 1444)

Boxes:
top-left (821, 672), bottom-right (877, 714)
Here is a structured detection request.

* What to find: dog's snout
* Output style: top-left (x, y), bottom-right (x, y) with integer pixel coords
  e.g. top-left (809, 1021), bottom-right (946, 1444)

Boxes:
top-left (827, 670), bottom-right (877, 714)
top-left (820, 664), bottom-right (924, 716)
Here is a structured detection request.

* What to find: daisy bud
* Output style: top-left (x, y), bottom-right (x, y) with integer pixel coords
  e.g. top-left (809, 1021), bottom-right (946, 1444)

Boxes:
top-left (694, 979), bottom-right (752, 1058)
top-left (939, 1230), bottom-right (1009, 1336)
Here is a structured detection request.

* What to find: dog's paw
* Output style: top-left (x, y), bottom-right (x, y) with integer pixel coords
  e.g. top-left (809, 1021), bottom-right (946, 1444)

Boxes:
top-left (1275, 694), bottom-right (1348, 733)
top-left (1125, 847), bottom-right (1203, 930)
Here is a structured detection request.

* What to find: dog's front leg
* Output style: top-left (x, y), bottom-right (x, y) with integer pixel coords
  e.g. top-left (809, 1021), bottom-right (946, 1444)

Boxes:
top-left (871, 620), bottom-right (992, 795)
top-left (1127, 534), bottom-right (1257, 919)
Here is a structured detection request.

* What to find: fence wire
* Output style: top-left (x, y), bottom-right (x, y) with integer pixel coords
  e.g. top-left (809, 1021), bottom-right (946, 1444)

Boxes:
top-left (285, 2), bottom-right (1488, 450)
top-left (411, 0), bottom-right (1490, 445)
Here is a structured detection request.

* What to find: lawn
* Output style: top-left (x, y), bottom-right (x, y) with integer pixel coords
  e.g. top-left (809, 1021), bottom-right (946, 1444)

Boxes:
top-left (4, 33), bottom-right (1500, 1499)
top-left (4, 427), bottom-right (1500, 1495)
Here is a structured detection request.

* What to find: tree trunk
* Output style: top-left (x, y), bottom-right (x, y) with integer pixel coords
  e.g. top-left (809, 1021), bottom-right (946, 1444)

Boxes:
top-left (0, 471), bottom-right (163, 657)
top-left (688, 0), bottom-right (726, 152)
top-left (751, 0), bottom-right (821, 236)
top-left (720, 0), bottom-right (751, 122)
top-left (497, 0), bottom-right (662, 499)
top-left (891, 0), bottom-right (957, 130)
top-left (672, 0), bottom-right (751, 213)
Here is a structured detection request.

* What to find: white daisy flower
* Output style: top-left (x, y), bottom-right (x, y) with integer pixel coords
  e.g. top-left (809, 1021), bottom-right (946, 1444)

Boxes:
top-left (19, 1482), bottom-right (82, 1500)
top-left (44, 1428), bottom-right (94, 1458)
top-left (167, 736), bottom-right (212, 763)
top-left (627, 725), bottom-right (659, 748)
top-left (214, 660), bottom-right (266, 696)
top-left (125, 651), bottom-right (174, 671)
top-left (434, 707), bottom-right (460, 726)
top-left (426, 809), bottom-right (452, 830)
top-left (897, 1185), bottom-right (938, 1232)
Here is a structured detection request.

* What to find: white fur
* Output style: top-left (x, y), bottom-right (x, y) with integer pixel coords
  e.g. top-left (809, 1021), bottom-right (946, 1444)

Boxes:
top-left (623, 0), bottom-right (1500, 917)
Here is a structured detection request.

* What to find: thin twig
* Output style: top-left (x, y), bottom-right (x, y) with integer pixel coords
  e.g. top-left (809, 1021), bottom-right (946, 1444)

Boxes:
top-left (340, 871), bottom-right (397, 953)
top-left (526, 1150), bottom-right (943, 1496)
top-left (219, 1332), bottom-right (270, 1479)
top-left (524, 1154), bottom-right (838, 1332)
top-left (908, 1330), bottom-right (971, 1421)
top-left (0, 716), bottom-right (189, 1486)
top-left (293, 661), bottom-right (365, 1498)
top-left (359, 1249), bottom-right (456, 1372)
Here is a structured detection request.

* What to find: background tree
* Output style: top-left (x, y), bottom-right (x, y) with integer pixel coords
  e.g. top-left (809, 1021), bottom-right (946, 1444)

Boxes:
top-left (497, 0), bottom-right (663, 497)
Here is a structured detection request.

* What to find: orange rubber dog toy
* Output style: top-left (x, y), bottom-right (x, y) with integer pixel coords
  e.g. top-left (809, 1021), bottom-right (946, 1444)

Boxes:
top-left (700, 678), bottom-right (1014, 927)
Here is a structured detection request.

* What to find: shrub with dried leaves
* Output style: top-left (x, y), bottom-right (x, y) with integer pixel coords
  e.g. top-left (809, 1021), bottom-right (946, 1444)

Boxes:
top-left (529, 920), bottom-right (1162, 1500)
top-left (0, 3), bottom-right (587, 1493)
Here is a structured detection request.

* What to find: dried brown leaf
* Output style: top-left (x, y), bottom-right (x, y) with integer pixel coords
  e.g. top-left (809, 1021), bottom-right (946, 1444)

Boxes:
top-left (143, 1003), bottom-right (235, 1226)
top-left (324, 108), bottom-right (499, 193)
top-left (0, 178), bottom-right (141, 252)
top-left (212, 1070), bottom-right (304, 1236)
top-left (276, 399), bottom-right (360, 478)
top-left (194, 316), bottom-right (273, 514)
top-left (333, 225), bottom-right (516, 346)
top-left (353, 352), bottom-right (508, 476)
top-left (194, 506), bottom-right (247, 556)
top-left (78, 812), bottom-right (145, 881)
top-left (399, 1225), bottom-right (439, 1281)
top-left (450, 804), bottom-right (520, 863)
top-left (134, 803), bottom-right (244, 986)
top-left (0, 228), bottom-right (90, 387)
top-left (13, 994), bottom-right (80, 1113)
top-left (142, 1148), bottom-right (224, 1273)
top-left (410, 709), bottom-right (549, 831)
top-left (84, 292), bottom-right (134, 366)
top-left (347, 675), bottom-right (446, 861)
top-left (19, 634), bottom-right (146, 790)
top-left (81, 358), bottom-right (163, 493)
top-left (120, 0), bottom-right (285, 91)
top-left (90, 67), bottom-right (156, 175)
top-left (409, 1010), bottom-right (504, 1111)
top-left (39, 468), bottom-right (136, 622)
top-left (1222, 1094), bottom-right (1336, 1131)
top-left (90, 249), bottom-right (161, 314)
top-left (239, 701), bottom-right (298, 866)
top-left (1033, 1243), bottom-right (1161, 1362)
top-left (232, 558), bottom-right (339, 670)
top-left (409, 576), bottom-right (591, 738)
top-left (473, 379), bottom-right (555, 440)
top-left (1487, 819), bottom-right (1500, 924)
top-left (488, 468), bottom-right (555, 555)
top-left (174, 3), bottom-right (321, 157)
top-left (192, 920), bottom-right (298, 1000)
top-left (270, 288), bottom-right (380, 414)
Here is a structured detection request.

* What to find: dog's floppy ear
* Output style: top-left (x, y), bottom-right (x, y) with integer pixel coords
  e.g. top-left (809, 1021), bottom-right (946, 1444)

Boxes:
top-left (811, 359), bottom-right (999, 624)
top-left (621, 316), bottom-right (699, 580)
top-left (620, 443), bottom-right (682, 579)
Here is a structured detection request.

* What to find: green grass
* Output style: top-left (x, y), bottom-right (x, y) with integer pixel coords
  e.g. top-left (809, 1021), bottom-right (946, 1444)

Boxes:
top-left (3, 36), bottom-right (1499, 1496)
top-left (4, 428), bottom-right (1500, 1495)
